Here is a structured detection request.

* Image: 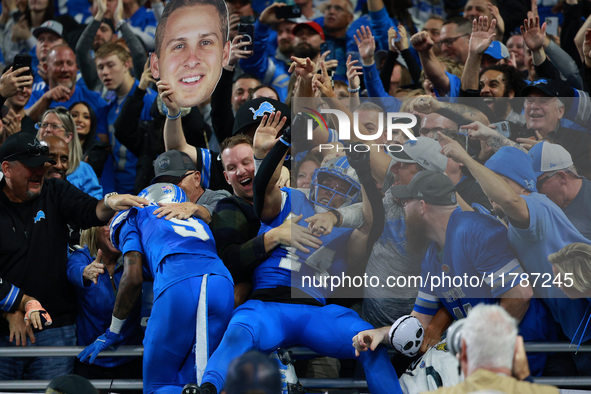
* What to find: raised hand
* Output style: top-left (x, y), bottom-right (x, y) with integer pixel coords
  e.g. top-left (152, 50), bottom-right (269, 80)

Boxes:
top-left (228, 34), bottom-right (253, 67)
top-left (157, 80), bottom-right (180, 117)
top-left (487, 3), bottom-right (505, 35)
top-left (138, 58), bottom-right (155, 91)
top-left (469, 16), bottom-right (497, 55)
top-left (410, 30), bottom-right (434, 53)
top-left (289, 56), bottom-right (316, 80)
top-left (346, 55), bottom-right (362, 92)
top-left (521, 14), bottom-right (546, 51)
top-left (354, 25), bottom-right (376, 65)
top-left (253, 111), bottom-right (288, 158)
top-left (83, 249), bottom-right (105, 285)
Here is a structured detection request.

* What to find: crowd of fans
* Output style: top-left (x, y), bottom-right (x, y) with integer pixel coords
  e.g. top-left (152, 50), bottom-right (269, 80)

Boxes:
top-left (0, 0), bottom-right (591, 392)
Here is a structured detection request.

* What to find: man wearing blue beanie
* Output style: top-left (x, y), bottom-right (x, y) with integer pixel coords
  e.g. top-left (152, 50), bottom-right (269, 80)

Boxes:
top-left (438, 131), bottom-right (591, 376)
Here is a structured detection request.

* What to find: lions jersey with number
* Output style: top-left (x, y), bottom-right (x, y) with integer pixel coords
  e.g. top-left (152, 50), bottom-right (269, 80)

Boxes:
top-left (414, 208), bottom-right (525, 319)
top-left (255, 188), bottom-right (353, 303)
top-left (111, 205), bottom-right (232, 300)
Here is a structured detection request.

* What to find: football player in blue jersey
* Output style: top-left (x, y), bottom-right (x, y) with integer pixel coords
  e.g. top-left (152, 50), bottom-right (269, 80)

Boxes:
top-left (78, 183), bottom-right (234, 393)
top-left (192, 110), bottom-right (402, 394)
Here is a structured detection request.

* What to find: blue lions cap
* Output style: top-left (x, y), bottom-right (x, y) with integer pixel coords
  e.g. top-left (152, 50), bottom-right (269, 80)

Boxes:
top-left (485, 146), bottom-right (537, 192)
top-left (484, 41), bottom-right (509, 60)
top-left (530, 141), bottom-right (574, 179)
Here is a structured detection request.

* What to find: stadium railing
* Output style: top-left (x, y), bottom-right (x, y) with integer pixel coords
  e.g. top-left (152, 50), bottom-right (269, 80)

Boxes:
top-left (0, 344), bottom-right (590, 391)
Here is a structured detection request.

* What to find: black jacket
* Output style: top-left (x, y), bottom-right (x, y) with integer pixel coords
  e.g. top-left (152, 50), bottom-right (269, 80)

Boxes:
top-left (0, 178), bottom-right (104, 334)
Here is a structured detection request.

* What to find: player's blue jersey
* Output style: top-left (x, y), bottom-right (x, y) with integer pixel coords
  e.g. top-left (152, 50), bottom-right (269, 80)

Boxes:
top-left (414, 208), bottom-right (524, 319)
top-left (255, 188), bottom-right (353, 303)
top-left (112, 204), bottom-right (231, 299)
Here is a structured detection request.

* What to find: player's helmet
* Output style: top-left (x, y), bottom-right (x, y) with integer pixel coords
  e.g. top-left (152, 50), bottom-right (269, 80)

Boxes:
top-left (110, 183), bottom-right (188, 250)
top-left (309, 156), bottom-right (361, 211)
top-left (138, 183), bottom-right (188, 204)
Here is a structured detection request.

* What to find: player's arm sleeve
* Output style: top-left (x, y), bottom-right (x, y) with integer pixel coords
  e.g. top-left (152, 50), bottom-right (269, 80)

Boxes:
top-left (117, 215), bottom-right (145, 257)
top-left (75, 20), bottom-right (101, 91)
top-left (210, 201), bottom-right (269, 280)
top-left (0, 279), bottom-right (24, 313)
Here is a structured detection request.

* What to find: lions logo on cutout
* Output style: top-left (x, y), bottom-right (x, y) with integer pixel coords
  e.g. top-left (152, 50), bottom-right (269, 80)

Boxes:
top-left (389, 315), bottom-right (424, 357)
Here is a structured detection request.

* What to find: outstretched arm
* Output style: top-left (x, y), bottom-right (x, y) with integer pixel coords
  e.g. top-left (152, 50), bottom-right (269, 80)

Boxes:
top-left (157, 79), bottom-right (197, 162)
top-left (252, 112), bottom-right (289, 222)
top-left (78, 250), bottom-right (144, 364)
top-left (462, 16), bottom-right (497, 91)
top-left (438, 132), bottom-right (530, 228)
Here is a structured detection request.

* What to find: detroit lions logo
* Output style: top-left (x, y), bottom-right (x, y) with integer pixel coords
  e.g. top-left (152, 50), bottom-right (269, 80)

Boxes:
top-left (249, 101), bottom-right (276, 120)
top-left (34, 211), bottom-right (46, 223)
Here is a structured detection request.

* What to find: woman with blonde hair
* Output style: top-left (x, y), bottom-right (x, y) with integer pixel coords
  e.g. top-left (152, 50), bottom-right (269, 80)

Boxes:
top-left (66, 223), bottom-right (143, 386)
top-left (36, 106), bottom-right (103, 199)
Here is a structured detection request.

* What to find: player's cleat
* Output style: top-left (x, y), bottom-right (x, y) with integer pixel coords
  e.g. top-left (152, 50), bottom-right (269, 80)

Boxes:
top-left (199, 382), bottom-right (217, 394)
top-left (270, 349), bottom-right (304, 394)
top-left (182, 383), bottom-right (199, 394)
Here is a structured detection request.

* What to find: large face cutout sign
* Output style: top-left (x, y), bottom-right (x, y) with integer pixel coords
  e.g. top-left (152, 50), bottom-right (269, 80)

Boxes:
top-left (151, 0), bottom-right (231, 108)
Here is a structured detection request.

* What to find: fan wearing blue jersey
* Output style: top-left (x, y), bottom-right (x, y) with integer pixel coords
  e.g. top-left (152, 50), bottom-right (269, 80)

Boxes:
top-left (439, 130), bottom-right (591, 375)
top-left (78, 183), bottom-right (234, 393)
top-left (353, 171), bottom-right (552, 375)
top-left (193, 110), bottom-right (402, 394)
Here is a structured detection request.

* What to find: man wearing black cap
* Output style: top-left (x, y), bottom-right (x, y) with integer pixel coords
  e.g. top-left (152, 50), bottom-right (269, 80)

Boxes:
top-left (519, 78), bottom-right (591, 179)
top-left (232, 97), bottom-right (291, 138)
top-left (353, 170), bottom-right (548, 373)
top-left (151, 150), bottom-right (230, 223)
top-left (75, 0), bottom-right (147, 92)
top-left (0, 132), bottom-right (147, 380)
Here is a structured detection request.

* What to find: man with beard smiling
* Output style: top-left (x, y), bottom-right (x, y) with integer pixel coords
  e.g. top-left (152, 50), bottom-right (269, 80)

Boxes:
top-left (42, 135), bottom-right (69, 181)
top-left (238, 2), bottom-right (297, 101)
top-left (353, 170), bottom-right (551, 375)
top-left (26, 46), bottom-right (108, 138)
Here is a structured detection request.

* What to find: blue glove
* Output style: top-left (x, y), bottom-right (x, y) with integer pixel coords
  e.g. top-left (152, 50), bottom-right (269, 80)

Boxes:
top-left (77, 328), bottom-right (124, 364)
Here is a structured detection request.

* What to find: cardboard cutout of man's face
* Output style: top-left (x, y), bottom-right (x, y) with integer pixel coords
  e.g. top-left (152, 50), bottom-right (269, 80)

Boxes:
top-left (151, 2), bottom-right (230, 108)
